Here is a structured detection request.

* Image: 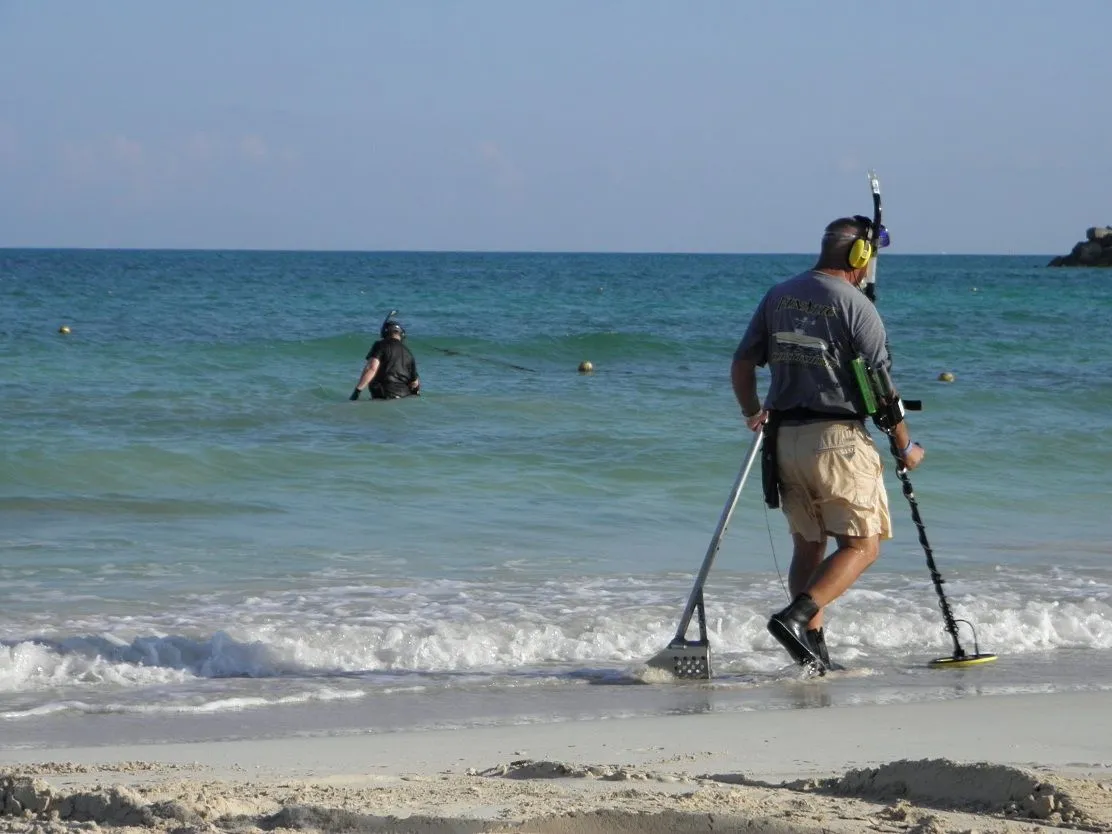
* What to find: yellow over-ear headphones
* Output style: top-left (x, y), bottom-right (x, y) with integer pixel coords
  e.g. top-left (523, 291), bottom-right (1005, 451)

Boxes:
top-left (847, 215), bottom-right (874, 269)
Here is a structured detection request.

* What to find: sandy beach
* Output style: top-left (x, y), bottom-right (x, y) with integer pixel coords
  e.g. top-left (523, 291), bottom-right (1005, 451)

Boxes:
top-left (3, 690), bottom-right (1111, 833)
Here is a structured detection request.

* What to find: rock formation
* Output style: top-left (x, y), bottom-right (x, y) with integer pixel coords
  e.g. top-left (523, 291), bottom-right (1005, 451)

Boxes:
top-left (1048, 226), bottom-right (1112, 266)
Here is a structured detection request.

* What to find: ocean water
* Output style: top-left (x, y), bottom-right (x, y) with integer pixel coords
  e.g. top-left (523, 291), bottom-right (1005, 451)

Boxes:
top-left (1, 249), bottom-right (1110, 750)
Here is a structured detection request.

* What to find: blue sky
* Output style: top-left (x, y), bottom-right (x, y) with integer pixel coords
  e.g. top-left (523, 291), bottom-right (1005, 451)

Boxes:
top-left (1, 1), bottom-right (1108, 253)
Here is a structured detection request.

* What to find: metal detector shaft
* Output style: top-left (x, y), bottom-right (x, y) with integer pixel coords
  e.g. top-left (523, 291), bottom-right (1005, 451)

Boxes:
top-left (669, 430), bottom-right (764, 643)
top-left (883, 434), bottom-right (967, 659)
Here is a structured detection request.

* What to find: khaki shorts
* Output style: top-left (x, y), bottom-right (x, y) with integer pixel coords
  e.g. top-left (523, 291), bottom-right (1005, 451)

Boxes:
top-left (776, 420), bottom-right (891, 542)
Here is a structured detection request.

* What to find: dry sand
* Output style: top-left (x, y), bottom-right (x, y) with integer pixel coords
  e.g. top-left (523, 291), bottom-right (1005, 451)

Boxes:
top-left (2, 691), bottom-right (1111, 833)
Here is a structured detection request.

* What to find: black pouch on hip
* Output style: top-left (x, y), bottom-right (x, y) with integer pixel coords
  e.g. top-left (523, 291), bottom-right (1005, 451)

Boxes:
top-left (761, 412), bottom-right (781, 509)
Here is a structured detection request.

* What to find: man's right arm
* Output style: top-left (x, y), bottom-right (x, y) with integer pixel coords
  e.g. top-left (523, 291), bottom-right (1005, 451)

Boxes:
top-left (852, 300), bottom-right (891, 373)
top-left (852, 304), bottom-right (923, 469)
top-left (350, 357), bottom-right (381, 400)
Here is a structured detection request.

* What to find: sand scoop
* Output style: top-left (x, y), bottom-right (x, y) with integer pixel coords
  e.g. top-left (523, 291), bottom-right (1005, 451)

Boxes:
top-left (646, 430), bottom-right (764, 680)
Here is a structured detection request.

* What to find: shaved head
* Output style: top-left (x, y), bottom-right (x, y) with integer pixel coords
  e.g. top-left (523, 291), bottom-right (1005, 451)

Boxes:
top-left (817, 216), bottom-right (870, 270)
top-left (824, 216), bottom-right (870, 239)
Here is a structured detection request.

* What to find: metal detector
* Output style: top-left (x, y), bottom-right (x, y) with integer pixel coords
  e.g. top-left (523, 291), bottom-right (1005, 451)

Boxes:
top-left (862, 169), bottom-right (996, 669)
top-left (882, 434), bottom-right (998, 668)
top-left (645, 430), bottom-right (764, 680)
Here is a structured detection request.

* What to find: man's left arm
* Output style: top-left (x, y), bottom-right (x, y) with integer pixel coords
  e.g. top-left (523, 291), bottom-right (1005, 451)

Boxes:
top-left (732, 300), bottom-right (769, 429)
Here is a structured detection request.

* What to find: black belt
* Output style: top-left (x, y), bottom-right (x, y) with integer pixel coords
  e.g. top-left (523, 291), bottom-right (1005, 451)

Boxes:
top-left (774, 407), bottom-right (862, 425)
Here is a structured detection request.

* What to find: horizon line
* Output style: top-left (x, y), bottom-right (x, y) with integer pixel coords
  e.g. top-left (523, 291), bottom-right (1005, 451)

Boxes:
top-left (0, 246), bottom-right (1057, 258)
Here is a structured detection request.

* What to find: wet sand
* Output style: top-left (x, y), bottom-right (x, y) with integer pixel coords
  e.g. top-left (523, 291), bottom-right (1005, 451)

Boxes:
top-left (2, 691), bottom-right (1111, 833)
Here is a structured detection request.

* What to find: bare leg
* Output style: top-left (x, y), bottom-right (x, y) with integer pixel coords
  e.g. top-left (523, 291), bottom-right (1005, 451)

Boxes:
top-left (802, 533), bottom-right (880, 608)
top-left (768, 532), bottom-right (880, 670)
top-left (789, 533), bottom-right (826, 630)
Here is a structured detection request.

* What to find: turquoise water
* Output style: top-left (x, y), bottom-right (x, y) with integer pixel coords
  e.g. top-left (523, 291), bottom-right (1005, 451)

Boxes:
top-left (1, 249), bottom-right (1110, 748)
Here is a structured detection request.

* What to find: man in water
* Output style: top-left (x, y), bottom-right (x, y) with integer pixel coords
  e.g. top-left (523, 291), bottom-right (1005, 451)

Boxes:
top-left (730, 215), bottom-right (925, 672)
top-left (350, 317), bottom-right (421, 400)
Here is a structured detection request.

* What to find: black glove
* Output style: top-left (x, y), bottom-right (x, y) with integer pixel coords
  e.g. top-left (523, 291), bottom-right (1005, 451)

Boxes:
top-left (349, 388), bottom-right (361, 401)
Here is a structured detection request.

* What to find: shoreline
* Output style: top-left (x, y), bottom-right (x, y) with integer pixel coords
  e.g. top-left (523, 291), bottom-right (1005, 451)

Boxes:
top-left (3, 690), bottom-right (1111, 832)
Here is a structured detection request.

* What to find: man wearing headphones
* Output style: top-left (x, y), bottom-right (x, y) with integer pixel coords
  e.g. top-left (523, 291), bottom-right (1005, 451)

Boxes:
top-left (349, 317), bottom-right (421, 401)
top-left (730, 215), bottom-right (925, 673)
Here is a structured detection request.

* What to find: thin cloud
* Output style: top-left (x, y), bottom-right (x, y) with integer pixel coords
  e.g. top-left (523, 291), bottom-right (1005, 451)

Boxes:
top-left (477, 141), bottom-right (524, 193)
top-left (184, 132), bottom-right (219, 163)
top-left (48, 131), bottom-right (296, 196)
top-left (0, 122), bottom-right (17, 167)
top-left (110, 134), bottom-right (145, 166)
top-left (239, 134), bottom-right (270, 161)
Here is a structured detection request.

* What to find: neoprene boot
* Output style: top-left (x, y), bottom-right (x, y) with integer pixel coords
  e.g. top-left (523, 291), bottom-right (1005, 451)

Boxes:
top-left (806, 628), bottom-right (828, 666)
top-left (767, 593), bottom-right (824, 672)
top-left (807, 627), bottom-right (843, 672)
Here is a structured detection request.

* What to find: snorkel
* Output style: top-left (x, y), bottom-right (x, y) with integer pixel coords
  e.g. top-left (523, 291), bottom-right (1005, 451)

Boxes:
top-left (861, 170), bottom-right (885, 301)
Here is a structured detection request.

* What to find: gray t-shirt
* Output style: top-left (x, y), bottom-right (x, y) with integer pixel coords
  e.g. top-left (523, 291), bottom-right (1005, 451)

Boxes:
top-left (734, 270), bottom-right (891, 416)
